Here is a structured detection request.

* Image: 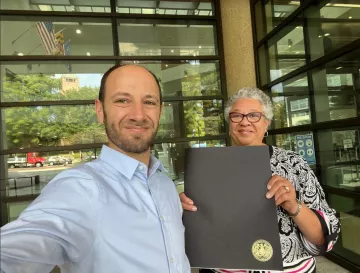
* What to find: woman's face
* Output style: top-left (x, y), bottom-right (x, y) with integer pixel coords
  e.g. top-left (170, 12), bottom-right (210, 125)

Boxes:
top-left (229, 98), bottom-right (270, 146)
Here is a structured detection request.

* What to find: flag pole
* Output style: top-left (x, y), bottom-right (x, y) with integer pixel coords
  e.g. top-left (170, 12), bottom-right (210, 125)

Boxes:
top-left (11, 24), bottom-right (37, 45)
top-left (26, 43), bottom-right (43, 55)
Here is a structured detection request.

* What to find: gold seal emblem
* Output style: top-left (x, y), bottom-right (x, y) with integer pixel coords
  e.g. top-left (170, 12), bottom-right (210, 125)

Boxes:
top-left (252, 239), bottom-right (273, 262)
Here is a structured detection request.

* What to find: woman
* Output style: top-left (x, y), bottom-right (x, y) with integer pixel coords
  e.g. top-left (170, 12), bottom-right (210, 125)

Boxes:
top-left (180, 88), bottom-right (340, 273)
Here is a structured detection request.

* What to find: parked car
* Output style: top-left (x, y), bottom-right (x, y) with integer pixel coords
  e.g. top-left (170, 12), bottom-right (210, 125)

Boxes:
top-left (47, 156), bottom-right (72, 166)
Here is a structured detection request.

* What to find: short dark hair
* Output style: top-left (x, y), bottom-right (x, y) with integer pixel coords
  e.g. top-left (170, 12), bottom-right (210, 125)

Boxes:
top-left (98, 64), bottom-right (162, 104)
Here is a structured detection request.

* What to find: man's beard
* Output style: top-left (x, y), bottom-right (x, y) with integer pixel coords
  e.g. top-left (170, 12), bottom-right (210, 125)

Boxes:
top-left (104, 112), bottom-right (158, 154)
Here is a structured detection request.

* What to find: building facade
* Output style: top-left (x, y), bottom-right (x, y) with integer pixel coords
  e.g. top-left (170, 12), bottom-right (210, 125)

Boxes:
top-left (0, 0), bottom-right (359, 272)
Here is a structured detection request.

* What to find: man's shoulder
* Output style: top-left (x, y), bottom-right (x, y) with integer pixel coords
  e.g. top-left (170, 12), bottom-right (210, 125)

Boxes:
top-left (42, 162), bottom-right (103, 200)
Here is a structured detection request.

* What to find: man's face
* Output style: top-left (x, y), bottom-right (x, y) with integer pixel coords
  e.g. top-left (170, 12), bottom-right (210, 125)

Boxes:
top-left (95, 65), bottom-right (162, 154)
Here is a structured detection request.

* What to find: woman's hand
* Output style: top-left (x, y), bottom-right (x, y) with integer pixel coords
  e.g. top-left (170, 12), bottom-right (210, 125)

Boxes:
top-left (179, 193), bottom-right (197, 211)
top-left (266, 175), bottom-right (298, 215)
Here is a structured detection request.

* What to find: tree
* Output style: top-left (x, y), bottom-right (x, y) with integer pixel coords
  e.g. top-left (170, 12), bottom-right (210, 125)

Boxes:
top-left (3, 74), bottom-right (104, 149)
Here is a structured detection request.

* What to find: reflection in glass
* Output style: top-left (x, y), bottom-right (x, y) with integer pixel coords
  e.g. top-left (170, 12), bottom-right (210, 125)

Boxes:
top-left (320, 1), bottom-right (360, 19)
top-left (122, 61), bottom-right (221, 97)
top-left (308, 21), bottom-right (360, 60)
top-left (307, 2), bottom-right (360, 60)
top-left (2, 149), bottom-right (100, 198)
top-left (268, 25), bottom-right (306, 82)
top-left (0, 62), bottom-right (113, 102)
top-left (152, 139), bottom-right (226, 185)
top-left (255, 0), bottom-right (300, 40)
top-left (7, 202), bottom-right (32, 222)
top-left (2, 105), bottom-right (105, 149)
top-left (328, 194), bottom-right (360, 266)
top-left (158, 100), bottom-right (225, 139)
top-left (118, 19), bottom-right (217, 56)
top-left (0, 18), bottom-right (113, 56)
top-left (319, 128), bottom-right (360, 190)
top-left (266, 131), bottom-right (316, 165)
top-left (117, 0), bottom-right (213, 16)
top-left (0, 0), bottom-right (111, 12)
top-left (311, 49), bottom-right (359, 123)
top-left (3, 100), bottom-right (225, 149)
top-left (184, 100), bottom-right (225, 137)
top-left (265, 0), bottom-right (300, 33)
top-left (271, 74), bottom-right (311, 128)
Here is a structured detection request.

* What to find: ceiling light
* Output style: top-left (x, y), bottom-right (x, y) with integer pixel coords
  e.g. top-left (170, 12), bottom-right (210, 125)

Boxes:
top-left (18, 52), bottom-right (24, 56)
top-left (332, 4), bottom-right (360, 8)
top-left (336, 66), bottom-right (342, 70)
top-left (171, 49), bottom-right (174, 53)
top-left (165, 64), bottom-right (168, 67)
top-left (76, 29), bottom-right (82, 34)
top-left (296, 52), bottom-right (300, 54)
top-left (199, 45), bottom-right (202, 48)
top-left (349, 16), bottom-right (353, 19)
top-left (318, 35), bottom-right (323, 38)
top-left (86, 52), bottom-right (91, 56)
top-left (324, 33), bottom-right (330, 36)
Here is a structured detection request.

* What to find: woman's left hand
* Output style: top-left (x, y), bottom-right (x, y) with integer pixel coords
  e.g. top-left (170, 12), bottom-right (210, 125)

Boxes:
top-left (266, 174), bottom-right (298, 215)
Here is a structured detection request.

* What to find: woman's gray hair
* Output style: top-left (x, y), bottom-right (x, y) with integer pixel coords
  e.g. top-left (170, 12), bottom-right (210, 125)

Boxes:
top-left (224, 87), bottom-right (274, 122)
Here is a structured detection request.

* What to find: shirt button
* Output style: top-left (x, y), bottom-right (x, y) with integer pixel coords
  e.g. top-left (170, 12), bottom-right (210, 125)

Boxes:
top-left (138, 165), bottom-right (144, 171)
top-left (160, 216), bottom-right (165, 221)
top-left (170, 258), bottom-right (174, 263)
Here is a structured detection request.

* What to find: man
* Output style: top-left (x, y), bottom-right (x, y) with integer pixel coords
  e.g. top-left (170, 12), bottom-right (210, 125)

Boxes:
top-left (0, 65), bottom-right (190, 273)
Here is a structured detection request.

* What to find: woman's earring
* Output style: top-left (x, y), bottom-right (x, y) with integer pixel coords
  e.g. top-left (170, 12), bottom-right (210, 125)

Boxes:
top-left (264, 131), bottom-right (269, 138)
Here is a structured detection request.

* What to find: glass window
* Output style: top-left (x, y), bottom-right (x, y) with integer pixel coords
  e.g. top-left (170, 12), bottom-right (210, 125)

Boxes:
top-left (0, 0), bottom-right (111, 12)
top-left (0, 17), bottom-right (113, 56)
top-left (122, 61), bottom-right (221, 97)
top-left (2, 105), bottom-right (105, 150)
top-left (311, 49), bottom-right (359, 123)
top-left (328, 194), bottom-right (360, 265)
top-left (152, 139), bottom-right (226, 187)
top-left (116, 0), bottom-right (214, 16)
top-left (117, 19), bottom-right (217, 56)
top-left (158, 99), bottom-right (225, 139)
top-left (265, 0), bottom-right (300, 33)
top-left (254, 0), bottom-right (300, 41)
top-left (266, 24), bottom-right (306, 83)
top-left (318, 128), bottom-right (360, 191)
top-left (2, 100), bottom-right (225, 149)
top-left (2, 148), bottom-right (100, 198)
top-left (266, 131), bottom-right (316, 165)
top-left (7, 202), bottom-right (32, 222)
top-left (0, 62), bottom-right (114, 102)
top-left (320, 0), bottom-right (360, 19)
top-left (271, 74), bottom-right (311, 128)
top-left (307, 3), bottom-right (360, 60)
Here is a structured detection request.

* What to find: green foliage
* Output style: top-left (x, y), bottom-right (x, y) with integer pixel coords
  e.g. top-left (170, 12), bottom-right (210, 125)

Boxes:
top-left (3, 74), bottom-right (103, 149)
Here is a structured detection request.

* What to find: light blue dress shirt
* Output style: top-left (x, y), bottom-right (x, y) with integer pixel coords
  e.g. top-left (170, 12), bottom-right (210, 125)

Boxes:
top-left (1, 145), bottom-right (190, 273)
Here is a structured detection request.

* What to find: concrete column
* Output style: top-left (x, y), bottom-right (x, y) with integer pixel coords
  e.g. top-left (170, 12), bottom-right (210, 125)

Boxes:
top-left (220, 0), bottom-right (256, 96)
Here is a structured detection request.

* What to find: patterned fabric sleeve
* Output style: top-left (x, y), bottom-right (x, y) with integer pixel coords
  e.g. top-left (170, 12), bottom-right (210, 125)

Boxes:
top-left (296, 155), bottom-right (341, 256)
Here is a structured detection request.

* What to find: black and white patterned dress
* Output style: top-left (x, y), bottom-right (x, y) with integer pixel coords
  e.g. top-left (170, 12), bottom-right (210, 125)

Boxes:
top-left (200, 145), bottom-right (340, 273)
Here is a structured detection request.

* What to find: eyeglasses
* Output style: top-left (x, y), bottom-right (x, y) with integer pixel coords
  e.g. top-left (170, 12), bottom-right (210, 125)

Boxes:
top-left (229, 112), bottom-right (264, 123)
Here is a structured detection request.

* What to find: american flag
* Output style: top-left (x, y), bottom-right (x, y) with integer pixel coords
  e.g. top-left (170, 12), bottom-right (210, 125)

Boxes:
top-left (36, 21), bottom-right (57, 55)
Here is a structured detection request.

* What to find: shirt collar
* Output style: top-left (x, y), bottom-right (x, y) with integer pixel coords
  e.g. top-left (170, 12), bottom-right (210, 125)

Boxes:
top-left (99, 145), bottom-right (166, 179)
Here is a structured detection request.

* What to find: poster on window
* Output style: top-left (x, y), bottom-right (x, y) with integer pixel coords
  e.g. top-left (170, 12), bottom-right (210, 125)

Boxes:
top-left (295, 134), bottom-right (316, 165)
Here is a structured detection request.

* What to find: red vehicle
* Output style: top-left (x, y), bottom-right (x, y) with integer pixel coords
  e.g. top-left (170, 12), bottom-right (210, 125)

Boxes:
top-left (7, 152), bottom-right (46, 168)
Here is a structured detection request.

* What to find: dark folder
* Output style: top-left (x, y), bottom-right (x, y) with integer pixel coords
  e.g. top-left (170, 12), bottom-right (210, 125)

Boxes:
top-left (183, 146), bottom-right (283, 271)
